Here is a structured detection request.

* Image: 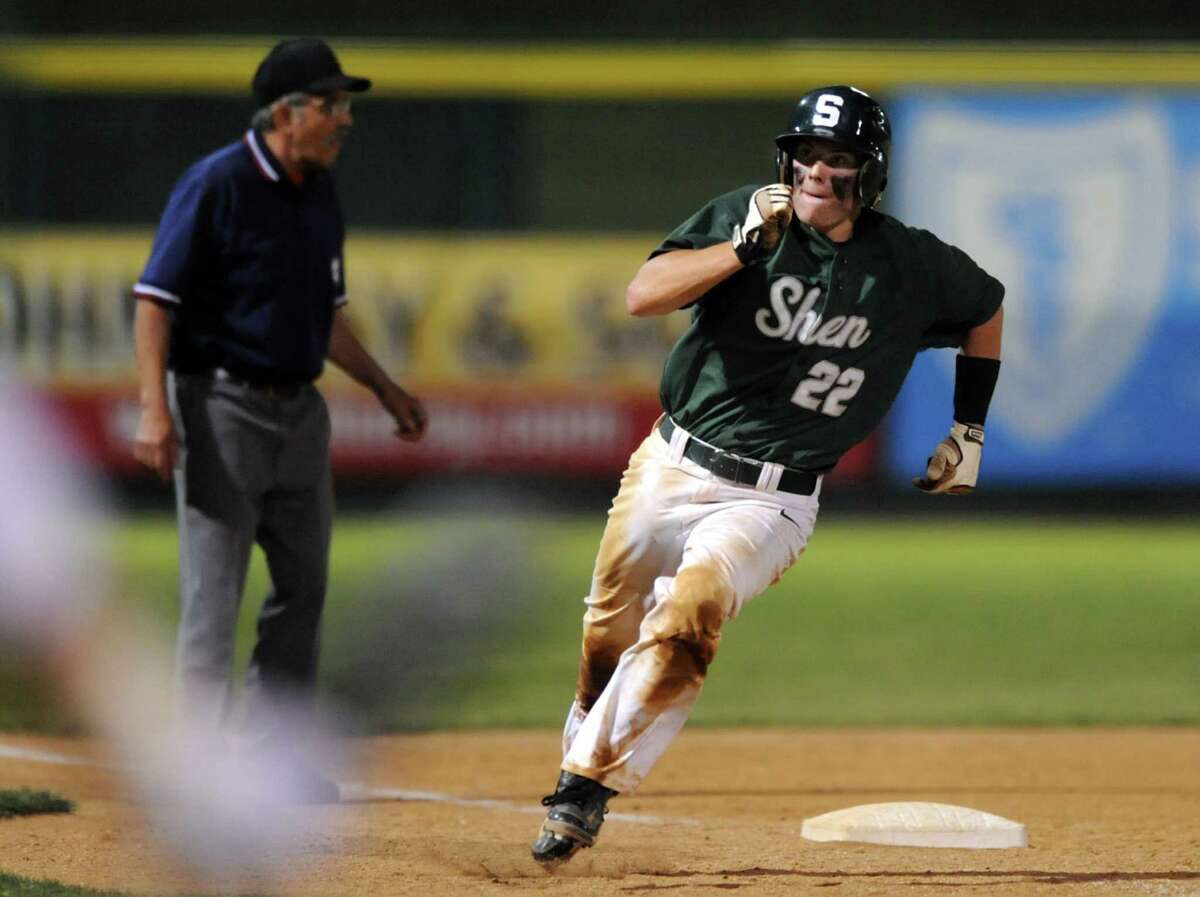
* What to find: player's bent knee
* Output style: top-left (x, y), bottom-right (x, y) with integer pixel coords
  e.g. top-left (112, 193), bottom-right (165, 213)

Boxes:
top-left (644, 565), bottom-right (735, 667)
top-left (643, 636), bottom-right (710, 704)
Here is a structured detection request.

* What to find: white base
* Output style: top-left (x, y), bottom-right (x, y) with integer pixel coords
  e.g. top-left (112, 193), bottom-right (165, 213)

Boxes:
top-left (801, 801), bottom-right (1028, 849)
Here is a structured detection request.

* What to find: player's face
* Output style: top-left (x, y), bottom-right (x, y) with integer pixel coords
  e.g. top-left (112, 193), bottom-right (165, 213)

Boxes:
top-left (288, 91), bottom-right (353, 169)
top-left (790, 138), bottom-right (862, 238)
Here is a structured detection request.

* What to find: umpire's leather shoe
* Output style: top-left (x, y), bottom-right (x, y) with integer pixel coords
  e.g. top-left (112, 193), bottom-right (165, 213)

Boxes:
top-left (531, 770), bottom-right (617, 867)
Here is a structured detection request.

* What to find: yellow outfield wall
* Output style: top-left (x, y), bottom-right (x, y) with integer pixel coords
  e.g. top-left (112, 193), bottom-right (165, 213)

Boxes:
top-left (3, 38), bottom-right (1200, 97)
top-left (0, 229), bottom-right (685, 388)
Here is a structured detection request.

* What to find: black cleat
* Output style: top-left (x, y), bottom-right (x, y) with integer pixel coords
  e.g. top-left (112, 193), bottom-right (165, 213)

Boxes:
top-left (531, 770), bottom-right (617, 867)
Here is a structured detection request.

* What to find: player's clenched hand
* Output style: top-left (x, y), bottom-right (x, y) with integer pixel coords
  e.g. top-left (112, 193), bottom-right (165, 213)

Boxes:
top-left (377, 381), bottom-right (428, 442)
top-left (732, 184), bottom-right (793, 266)
top-left (913, 422), bottom-right (984, 495)
top-left (133, 405), bottom-right (178, 481)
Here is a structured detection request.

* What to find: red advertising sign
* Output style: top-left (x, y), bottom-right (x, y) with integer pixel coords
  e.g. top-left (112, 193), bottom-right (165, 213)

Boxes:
top-left (36, 385), bottom-right (877, 484)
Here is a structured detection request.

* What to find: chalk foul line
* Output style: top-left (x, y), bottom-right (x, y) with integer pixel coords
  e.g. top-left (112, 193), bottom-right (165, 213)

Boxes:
top-left (0, 742), bottom-right (699, 828)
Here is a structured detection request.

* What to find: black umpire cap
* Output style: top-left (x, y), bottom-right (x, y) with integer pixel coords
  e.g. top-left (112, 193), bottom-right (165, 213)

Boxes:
top-left (252, 38), bottom-right (372, 107)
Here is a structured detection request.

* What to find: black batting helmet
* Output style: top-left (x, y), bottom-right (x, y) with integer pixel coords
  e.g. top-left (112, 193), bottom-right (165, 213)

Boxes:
top-left (775, 86), bottom-right (892, 208)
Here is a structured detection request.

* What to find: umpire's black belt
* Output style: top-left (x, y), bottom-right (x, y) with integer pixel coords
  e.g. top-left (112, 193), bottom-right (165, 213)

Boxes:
top-left (660, 418), bottom-right (820, 496)
top-left (210, 367), bottom-right (307, 401)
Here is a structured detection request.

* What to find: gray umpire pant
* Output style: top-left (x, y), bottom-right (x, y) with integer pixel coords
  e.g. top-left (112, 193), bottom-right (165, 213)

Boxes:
top-left (168, 371), bottom-right (333, 748)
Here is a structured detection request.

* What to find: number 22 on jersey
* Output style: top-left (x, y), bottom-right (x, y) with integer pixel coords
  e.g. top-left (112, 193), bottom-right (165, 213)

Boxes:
top-left (792, 361), bottom-right (865, 418)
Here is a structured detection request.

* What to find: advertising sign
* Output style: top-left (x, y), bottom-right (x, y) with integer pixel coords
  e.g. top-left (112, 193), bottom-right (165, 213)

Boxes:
top-left (0, 231), bottom-right (880, 483)
top-left (888, 92), bottom-right (1200, 484)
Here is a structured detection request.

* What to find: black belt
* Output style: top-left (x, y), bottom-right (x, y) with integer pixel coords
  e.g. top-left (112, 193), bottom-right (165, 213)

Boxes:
top-left (210, 367), bottom-right (307, 400)
top-left (660, 418), bottom-right (820, 496)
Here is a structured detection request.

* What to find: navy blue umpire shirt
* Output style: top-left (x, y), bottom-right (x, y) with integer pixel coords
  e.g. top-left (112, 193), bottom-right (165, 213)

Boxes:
top-left (135, 129), bottom-right (348, 385)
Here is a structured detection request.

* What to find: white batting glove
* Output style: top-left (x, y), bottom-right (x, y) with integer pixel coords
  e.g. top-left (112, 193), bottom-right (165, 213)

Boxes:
top-left (731, 184), bottom-right (793, 265)
top-left (913, 422), bottom-right (984, 495)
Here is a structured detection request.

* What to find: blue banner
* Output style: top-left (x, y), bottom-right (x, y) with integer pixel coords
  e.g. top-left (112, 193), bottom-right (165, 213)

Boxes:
top-left (886, 92), bottom-right (1200, 485)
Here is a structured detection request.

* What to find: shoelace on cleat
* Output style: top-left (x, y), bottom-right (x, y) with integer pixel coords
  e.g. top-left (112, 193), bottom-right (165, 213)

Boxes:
top-left (540, 782), bottom-right (609, 815)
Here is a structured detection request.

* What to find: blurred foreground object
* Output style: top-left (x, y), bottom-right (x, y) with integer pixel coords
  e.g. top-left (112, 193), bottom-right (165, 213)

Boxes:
top-left (0, 376), bottom-right (343, 888)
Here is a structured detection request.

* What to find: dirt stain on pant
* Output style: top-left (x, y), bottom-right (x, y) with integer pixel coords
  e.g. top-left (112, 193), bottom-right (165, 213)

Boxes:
top-left (576, 643), bottom-right (622, 714)
top-left (576, 535), bottom-right (656, 712)
top-left (644, 563), bottom-right (731, 668)
top-left (610, 562), bottom-right (734, 761)
top-left (574, 453), bottom-right (678, 713)
top-left (573, 561), bottom-right (735, 777)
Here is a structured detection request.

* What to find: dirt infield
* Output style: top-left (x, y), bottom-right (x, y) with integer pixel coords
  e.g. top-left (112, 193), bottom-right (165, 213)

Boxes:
top-left (1, 729), bottom-right (1198, 897)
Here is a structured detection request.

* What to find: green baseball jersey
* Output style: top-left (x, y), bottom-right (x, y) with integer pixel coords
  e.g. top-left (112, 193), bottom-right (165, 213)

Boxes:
top-left (653, 184), bottom-right (1004, 472)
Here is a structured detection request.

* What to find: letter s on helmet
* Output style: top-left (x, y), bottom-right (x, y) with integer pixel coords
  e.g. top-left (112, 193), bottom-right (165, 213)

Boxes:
top-left (775, 85), bottom-right (892, 208)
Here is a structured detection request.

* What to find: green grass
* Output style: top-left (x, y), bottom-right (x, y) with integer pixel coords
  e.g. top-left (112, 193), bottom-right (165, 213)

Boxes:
top-left (0, 873), bottom-right (122, 897)
top-left (0, 790), bottom-right (72, 819)
top-left (1, 514), bottom-right (1197, 731)
top-left (435, 515), bottom-right (1200, 728)
top-left (0, 874), bottom-right (269, 897)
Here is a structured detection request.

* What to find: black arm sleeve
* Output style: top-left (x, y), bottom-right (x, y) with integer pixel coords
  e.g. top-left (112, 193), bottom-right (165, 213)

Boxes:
top-left (953, 354), bottom-right (1001, 425)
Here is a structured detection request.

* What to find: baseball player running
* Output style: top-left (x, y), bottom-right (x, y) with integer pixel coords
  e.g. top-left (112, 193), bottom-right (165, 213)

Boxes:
top-left (532, 85), bottom-right (1004, 865)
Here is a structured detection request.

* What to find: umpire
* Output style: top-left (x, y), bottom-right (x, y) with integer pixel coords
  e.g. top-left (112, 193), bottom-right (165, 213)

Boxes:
top-left (132, 38), bottom-right (427, 802)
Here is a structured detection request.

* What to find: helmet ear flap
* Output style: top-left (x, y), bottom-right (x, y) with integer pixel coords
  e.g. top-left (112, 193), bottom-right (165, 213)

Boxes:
top-left (776, 148), bottom-right (794, 187)
top-left (858, 157), bottom-right (886, 207)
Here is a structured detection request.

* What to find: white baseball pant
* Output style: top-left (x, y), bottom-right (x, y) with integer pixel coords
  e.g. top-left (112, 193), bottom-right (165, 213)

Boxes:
top-left (560, 418), bottom-right (820, 793)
